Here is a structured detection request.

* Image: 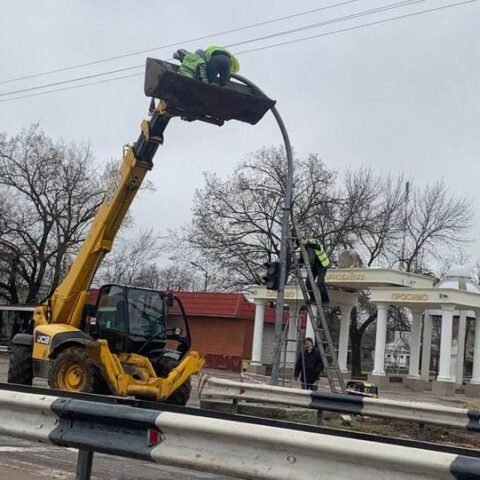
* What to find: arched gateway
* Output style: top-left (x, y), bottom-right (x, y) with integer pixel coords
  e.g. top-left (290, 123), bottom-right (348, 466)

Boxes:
top-left (248, 266), bottom-right (480, 397)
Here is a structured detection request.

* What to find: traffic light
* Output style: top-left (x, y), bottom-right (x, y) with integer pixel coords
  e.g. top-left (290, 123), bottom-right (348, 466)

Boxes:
top-left (262, 261), bottom-right (280, 290)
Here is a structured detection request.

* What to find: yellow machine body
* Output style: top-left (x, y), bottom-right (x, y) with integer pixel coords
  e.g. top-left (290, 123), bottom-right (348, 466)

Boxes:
top-left (32, 323), bottom-right (205, 400)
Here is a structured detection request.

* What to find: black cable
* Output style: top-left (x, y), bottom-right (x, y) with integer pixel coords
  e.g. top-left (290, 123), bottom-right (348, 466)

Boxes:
top-left (225, 0), bottom-right (429, 49)
top-left (236, 0), bottom-right (479, 56)
top-left (0, 0), bottom-right (363, 86)
top-left (0, 65), bottom-right (142, 98)
top-left (0, 73), bottom-right (142, 103)
top-left (0, 0), bottom-right (477, 104)
top-left (0, 0), bottom-right (438, 99)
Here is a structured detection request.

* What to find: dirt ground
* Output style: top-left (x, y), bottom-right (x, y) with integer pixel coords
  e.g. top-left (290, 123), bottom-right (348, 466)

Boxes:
top-left (321, 414), bottom-right (480, 449)
top-left (199, 367), bottom-right (480, 450)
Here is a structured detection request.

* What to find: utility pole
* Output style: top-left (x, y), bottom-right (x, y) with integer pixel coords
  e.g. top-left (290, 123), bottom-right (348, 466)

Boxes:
top-left (400, 181), bottom-right (410, 271)
top-left (190, 262), bottom-right (208, 292)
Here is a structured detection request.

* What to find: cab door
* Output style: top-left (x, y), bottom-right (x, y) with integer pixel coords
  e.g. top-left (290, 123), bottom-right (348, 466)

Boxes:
top-left (94, 285), bottom-right (128, 353)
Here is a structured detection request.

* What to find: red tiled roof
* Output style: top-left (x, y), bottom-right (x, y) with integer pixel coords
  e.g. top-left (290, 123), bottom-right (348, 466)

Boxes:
top-left (87, 289), bottom-right (279, 323)
top-left (174, 292), bottom-right (278, 323)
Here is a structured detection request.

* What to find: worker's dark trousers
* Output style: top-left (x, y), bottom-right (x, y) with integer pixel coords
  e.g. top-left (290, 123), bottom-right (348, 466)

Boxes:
top-left (301, 380), bottom-right (319, 391)
top-left (306, 264), bottom-right (329, 304)
top-left (206, 52), bottom-right (232, 86)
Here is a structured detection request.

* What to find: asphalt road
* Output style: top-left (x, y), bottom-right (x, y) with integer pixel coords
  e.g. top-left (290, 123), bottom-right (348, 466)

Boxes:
top-left (0, 435), bottom-right (240, 480)
top-left (0, 356), bottom-right (242, 480)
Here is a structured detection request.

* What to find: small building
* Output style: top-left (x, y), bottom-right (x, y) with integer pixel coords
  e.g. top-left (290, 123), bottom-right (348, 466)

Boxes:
top-left (173, 292), bottom-right (275, 372)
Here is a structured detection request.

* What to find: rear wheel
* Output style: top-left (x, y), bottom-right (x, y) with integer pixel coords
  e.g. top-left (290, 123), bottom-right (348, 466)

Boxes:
top-left (48, 346), bottom-right (106, 393)
top-left (8, 344), bottom-right (33, 385)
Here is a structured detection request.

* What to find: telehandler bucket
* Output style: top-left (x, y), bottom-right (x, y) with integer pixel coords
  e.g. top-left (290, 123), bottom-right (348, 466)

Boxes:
top-left (144, 57), bottom-right (276, 126)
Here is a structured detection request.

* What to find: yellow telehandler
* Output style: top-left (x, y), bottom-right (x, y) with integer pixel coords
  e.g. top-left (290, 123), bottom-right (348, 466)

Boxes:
top-left (7, 58), bottom-right (274, 404)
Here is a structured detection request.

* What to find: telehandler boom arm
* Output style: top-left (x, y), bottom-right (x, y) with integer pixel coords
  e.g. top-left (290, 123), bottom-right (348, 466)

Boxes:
top-left (32, 57), bottom-right (275, 329)
top-left (34, 106), bottom-right (171, 328)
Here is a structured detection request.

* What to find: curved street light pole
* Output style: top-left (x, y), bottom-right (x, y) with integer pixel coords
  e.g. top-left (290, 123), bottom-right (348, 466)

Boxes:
top-left (232, 74), bottom-right (294, 385)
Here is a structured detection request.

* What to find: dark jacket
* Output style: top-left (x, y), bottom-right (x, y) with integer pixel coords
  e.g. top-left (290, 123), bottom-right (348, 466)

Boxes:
top-left (298, 241), bottom-right (322, 267)
top-left (294, 347), bottom-right (323, 384)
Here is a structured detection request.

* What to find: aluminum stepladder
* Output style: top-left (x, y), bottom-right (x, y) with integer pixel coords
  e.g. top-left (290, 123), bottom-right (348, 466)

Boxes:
top-left (290, 219), bottom-right (346, 394)
top-left (271, 307), bottom-right (304, 386)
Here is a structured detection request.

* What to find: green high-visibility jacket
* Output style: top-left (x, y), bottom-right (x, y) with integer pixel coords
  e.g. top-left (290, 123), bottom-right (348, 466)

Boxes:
top-left (315, 247), bottom-right (330, 267)
top-left (178, 53), bottom-right (206, 79)
top-left (307, 239), bottom-right (330, 267)
top-left (205, 45), bottom-right (240, 73)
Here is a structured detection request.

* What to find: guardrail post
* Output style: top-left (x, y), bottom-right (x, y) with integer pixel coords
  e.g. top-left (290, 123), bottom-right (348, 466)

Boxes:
top-left (76, 449), bottom-right (94, 480)
top-left (232, 397), bottom-right (239, 414)
top-left (316, 410), bottom-right (324, 426)
top-left (417, 423), bottom-right (428, 441)
top-left (232, 374), bottom-right (245, 414)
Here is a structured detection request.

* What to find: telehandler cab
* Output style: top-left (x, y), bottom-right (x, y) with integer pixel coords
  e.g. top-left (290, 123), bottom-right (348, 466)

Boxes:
top-left (7, 58), bottom-right (275, 404)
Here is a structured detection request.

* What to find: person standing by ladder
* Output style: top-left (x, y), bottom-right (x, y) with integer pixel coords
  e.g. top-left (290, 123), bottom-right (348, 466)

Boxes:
top-left (294, 337), bottom-right (324, 390)
top-left (299, 237), bottom-right (331, 306)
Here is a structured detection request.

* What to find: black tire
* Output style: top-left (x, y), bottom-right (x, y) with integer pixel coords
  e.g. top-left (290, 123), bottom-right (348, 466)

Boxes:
top-left (48, 346), bottom-right (107, 394)
top-left (164, 378), bottom-right (192, 406)
top-left (7, 344), bottom-right (33, 386)
top-left (152, 356), bottom-right (192, 405)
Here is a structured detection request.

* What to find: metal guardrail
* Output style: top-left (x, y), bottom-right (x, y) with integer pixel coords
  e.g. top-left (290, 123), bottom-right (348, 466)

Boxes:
top-left (1, 387), bottom-right (480, 480)
top-left (202, 377), bottom-right (480, 432)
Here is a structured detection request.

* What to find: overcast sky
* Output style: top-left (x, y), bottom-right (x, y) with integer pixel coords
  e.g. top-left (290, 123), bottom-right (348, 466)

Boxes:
top-left (1, 0), bottom-right (479, 269)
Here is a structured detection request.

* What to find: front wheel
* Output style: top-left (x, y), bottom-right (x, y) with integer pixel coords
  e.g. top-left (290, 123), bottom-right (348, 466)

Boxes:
top-left (153, 356), bottom-right (192, 405)
top-left (48, 346), bottom-right (107, 393)
top-left (164, 378), bottom-right (192, 406)
top-left (8, 343), bottom-right (33, 385)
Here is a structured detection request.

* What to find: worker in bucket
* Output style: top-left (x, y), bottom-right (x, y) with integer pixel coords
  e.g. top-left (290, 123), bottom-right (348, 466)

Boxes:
top-left (203, 45), bottom-right (240, 86)
top-left (173, 49), bottom-right (209, 83)
top-left (173, 46), bottom-right (239, 87)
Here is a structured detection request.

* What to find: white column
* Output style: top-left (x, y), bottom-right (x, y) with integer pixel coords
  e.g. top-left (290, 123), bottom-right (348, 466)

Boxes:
top-left (285, 303), bottom-right (300, 365)
top-left (455, 311), bottom-right (467, 385)
top-left (408, 309), bottom-right (422, 378)
top-left (420, 311), bottom-right (432, 382)
top-left (305, 305), bottom-right (316, 340)
top-left (251, 300), bottom-right (265, 365)
top-left (372, 303), bottom-right (388, 376)
top-left (437, 305), bottom-right (455, 382)
top-left (338, 305), bottom-right (352, 373)
top-left (471, 313), bottom-right (480, 384)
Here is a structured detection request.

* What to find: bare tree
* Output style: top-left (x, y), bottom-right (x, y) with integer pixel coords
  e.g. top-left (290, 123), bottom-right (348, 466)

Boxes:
top-left (94, 229), bottom-right (162, 286)
top-left (135, 264), bottom-right (203, 291)
top-left (349, 180), bottom-right (472, 375)
top-left (353, 172), bottom-right (405, 266)
top-left (0, 125), bottom-right (106, 303)
top-left (176, 147), bottom-right (377, 290)
top-left (96, 229), bottom-right (203, 292)
top-left (400, 181), bottom-right (472, 272)
top-left (176, 149), bottom-right (417, 291)
top-left (300, 166), bottom-right (376, 255)
top-left (186, 148), bottom-right (289, 288)
top-left (349, 293), bottom-right (377, 378)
